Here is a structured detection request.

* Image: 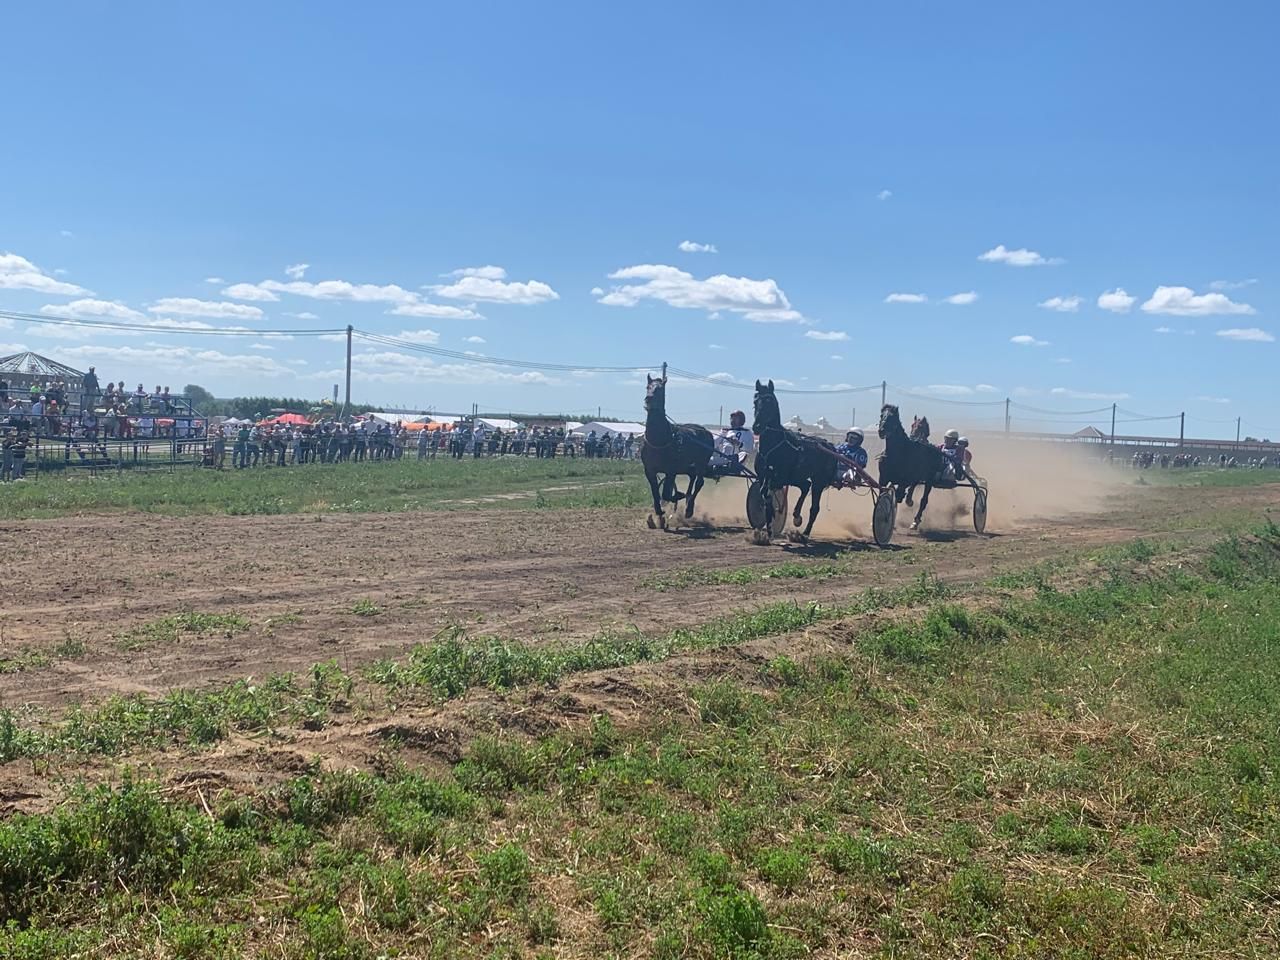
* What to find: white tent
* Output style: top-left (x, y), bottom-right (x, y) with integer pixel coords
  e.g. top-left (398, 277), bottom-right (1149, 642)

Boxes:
top-left (476, 417), bottom-right (521, 431)
top-left (367, 411), bottom-right (428, 424)
top-left (574, 421), bottom-right (646, 437)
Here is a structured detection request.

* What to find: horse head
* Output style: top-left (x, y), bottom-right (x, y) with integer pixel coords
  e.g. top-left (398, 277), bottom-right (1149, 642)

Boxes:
top-left (752, 379), bottom-right (779, 434)
top-left (878, 403), bottom-right (901, 440)
top-left (644, 374), bottom-right (667, 413)
top-left (910, 415), bottom-right (931, 442)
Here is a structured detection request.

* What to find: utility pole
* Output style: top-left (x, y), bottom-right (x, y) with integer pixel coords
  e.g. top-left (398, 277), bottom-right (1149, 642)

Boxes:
top-left (661, 361), bottom-right (668, 382)
top-left (1237, 416), bottom-right (1242, 452)
top-left (1179, 412), bottom-right (1185, 448)
top-left (344, 324), bottom-right (353, 418)
top-left (719, 405), bottom-right (723, 426)
top-left (880, 380), bottom-right (887, 408)
top-left (852, 406), bottom-right (856, 429)
top-left (1005, 398), bottom-right (1011, 435)
top-left (1110, 403), bottom-right (1117, 447)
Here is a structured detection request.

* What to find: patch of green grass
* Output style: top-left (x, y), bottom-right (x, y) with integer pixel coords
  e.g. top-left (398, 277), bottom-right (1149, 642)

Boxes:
top-left (349, 598), bottom-right (381, 617)
top-left (117, 612), bottom-right (249, 651)
top-left (0, 457), bottom-right (649, 518)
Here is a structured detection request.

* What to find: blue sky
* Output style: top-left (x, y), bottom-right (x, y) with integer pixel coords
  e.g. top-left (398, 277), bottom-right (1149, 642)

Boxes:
top-left (2, 1), bottom-right (1275, 438)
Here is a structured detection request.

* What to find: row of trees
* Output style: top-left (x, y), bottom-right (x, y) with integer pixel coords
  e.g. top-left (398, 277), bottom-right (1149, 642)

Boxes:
top-left (182, 386), bottom-right (377, 420)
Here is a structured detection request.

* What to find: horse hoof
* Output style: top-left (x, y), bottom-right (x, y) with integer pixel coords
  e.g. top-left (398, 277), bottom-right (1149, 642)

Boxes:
top-left (657, 514), bottom-right (667, 530)
top-left (750, 529), bottom-right (772, 546)
top-left (646, 514), bottom-right (657, 529)
top-left (909, 521), bottom-right (920, 530)
top-left (792, 515), bottom-right (802, 528)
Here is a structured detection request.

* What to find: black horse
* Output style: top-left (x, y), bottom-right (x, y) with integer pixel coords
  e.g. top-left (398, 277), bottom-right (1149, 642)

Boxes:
top-left (878, 403), bottom-right (944, 529)
top-left (641, 375), bottom-right (714, 528)
top-left (752, 379), bottom-right (838, 540)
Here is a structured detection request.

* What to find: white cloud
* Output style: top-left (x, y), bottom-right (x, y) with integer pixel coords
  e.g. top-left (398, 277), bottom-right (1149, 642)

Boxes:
top-left (59, 229), bottom-right (74, 238)
top-left (1141, 286), bottom-right (1255, 316)
top-left (222, 282), bottom-right (280, 302)
top-left (309, 350), bottom-right (557, 387)
top-left (978, 244), bottom-right (1062, 267)
top-left (884, 293), bottom-right (927, 304)
top-left (147, 298), bottom-right (265, 320)
top-left (1097, 288), bottom-right (1136, 313)
top-left (204, 277), bottom-right (224, 284)
top-left (1216, 327), bottom-right (1274, 343)
top-left (1209, 278), bottom-right (1257, 291)
top-left (40, 299), bottom-right (146, 322)
top-left (1153, 326), bottom-right (1174, 334)
top-left (1010, 334), bottom-right (1050, 347)
top-left (284, 263), bottom-right (309, 280)
top-left (49, 344), bottom-right (295, 378)
top-left (708, 343), bottom-right (725, 350)
top-left (446, 266), bottom-right (507, 280)
top-left (389, 302), bottom-right (484, 320)
top-left (590, 286), bottom-right (604, 296)
top-left (390, 329), bottom-right (441, 344)
top-left (598, 264), bottom-right (802, 324)
top-left (678, 240), bottom-right (718, 254)
top-left (431, 274), bottom-right (559, 305)
top-left (1197, 395), bottom-right (1231, 404)
top-left (944, 291), bottom-right (978, 305)
top-left (463, 335), bottom-right (486, 344)
top-left (1054, 357), bottom-right (1072, 364)
top-left (830, 354), bottom-right (843, 361)
top-left (1051, 387), bottom-right (1130, 401)
top-left (284, 311), bottom-right (320, 321)
top-left (235, 278), bottom-right (419, 305)
top-left (876, 189), bottom-right (892, 201)
top-left (804, 330), bottom-right (849, 342)
top-left (921, 384), bottom-right (974, 396)
top-left (819, 383), bottom-right (855, 391)
top-left (1039, 295), bottom-right (1082, 312)
top-left (0, 252), bottom-right (91, 296)
top-left (976, 383), bottom-right (1000, 392)
top-left (249, 342), bottom-right (274, 351)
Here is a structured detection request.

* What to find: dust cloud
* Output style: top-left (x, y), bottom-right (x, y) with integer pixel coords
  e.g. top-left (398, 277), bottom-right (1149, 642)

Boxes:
top-left (688, 439), bottom-right (1125, 538)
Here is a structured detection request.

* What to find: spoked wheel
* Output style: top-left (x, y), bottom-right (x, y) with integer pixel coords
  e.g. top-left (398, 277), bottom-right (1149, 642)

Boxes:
top-left (872, 491), bottom-right (897, 546)
top-left (973, 488), bottom-right (988, 534)
top-left (770, 488), bottom-right (788, 536)
top-left (746, 481), bottom-right (790, 536)
top-left (746, 480), bottom-right (767, 530)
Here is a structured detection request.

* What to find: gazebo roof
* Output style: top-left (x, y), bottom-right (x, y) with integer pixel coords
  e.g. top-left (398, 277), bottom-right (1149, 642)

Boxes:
top-left (0, 351), bottom-right (85, 379)
top-left (1072, 425), bottom-right (1107, 440)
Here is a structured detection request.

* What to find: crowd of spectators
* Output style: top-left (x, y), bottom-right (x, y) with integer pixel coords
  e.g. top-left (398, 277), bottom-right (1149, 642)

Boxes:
top-left (204, 420), bottom-right (641, 469)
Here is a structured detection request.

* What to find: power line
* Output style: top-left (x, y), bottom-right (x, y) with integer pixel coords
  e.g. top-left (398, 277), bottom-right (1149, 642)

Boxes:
top-left (2, 309), bottom-right (343, 338)
top-left (355, 330), bottom-right (654, 374)
top-left (889, 385), bottom-right (1006, 406)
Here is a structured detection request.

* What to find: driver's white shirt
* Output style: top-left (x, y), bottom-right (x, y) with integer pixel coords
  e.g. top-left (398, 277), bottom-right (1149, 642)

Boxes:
top-left (717, 427), bottom-right (755, 457)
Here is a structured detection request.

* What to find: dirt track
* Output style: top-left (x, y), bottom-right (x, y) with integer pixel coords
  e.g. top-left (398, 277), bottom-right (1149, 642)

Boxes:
top-left (2, 477), bottom-right (1276, 715)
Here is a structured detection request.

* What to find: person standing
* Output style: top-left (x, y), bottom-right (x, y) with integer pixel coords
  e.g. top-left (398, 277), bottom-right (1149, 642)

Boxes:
top-left (1, 429), bottom-right (13, 482)
top-left (81, 366), bottom-right (100, 409)
top-left (10, 430), bottom-right (29, 480)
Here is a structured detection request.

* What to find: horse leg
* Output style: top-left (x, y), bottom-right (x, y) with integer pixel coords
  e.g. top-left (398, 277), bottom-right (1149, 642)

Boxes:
top-left (684, 472), bottom-right (705, 518)
top-left (905, 483), bottom-right (916, 507)
top-left (792, 481), bottom-right (810, 527)
top-left (911, 482), bottom-right (933, 530)
top-left (646, 468), bottom-right (666, 528)
top-left (802, 483), bottom-right (825, 539)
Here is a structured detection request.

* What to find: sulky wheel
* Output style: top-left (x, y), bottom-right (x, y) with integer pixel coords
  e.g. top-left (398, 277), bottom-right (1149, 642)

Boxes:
top-left (872, 491), bottom-right (896, 546)
top-left (973, 488), bottom-right (988, 534)
top-left (746, 480), bottom-right (767, 530)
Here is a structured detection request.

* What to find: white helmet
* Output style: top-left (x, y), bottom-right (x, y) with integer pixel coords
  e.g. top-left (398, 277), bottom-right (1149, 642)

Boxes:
top-left (846, 428), bottom-right (863, 443)
top-left (944, 429), bottom-right (960, 441)
top-left (957, 436), bottom-right (969, 447)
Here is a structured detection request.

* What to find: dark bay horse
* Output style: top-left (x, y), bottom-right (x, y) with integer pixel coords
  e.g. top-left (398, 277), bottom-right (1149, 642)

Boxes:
top-left (752, 379), bottom-right (838, 540)
top-left (878, 403), bottom-right (944, 529)
top-left (641, 375), bottom-right (714, 528)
